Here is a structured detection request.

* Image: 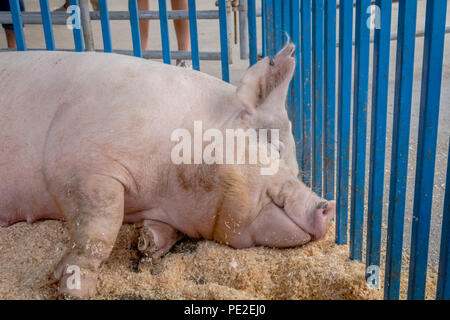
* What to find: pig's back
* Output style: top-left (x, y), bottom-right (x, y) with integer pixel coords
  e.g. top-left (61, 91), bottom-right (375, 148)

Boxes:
top-left (0, 51), bottom-right (237, 225)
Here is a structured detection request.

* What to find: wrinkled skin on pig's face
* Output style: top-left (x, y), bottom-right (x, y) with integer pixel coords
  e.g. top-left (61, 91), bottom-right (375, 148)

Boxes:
top-left (0, 44), bottom-right (334, 299)
top-left (205, 43), bottom-right (336, 249)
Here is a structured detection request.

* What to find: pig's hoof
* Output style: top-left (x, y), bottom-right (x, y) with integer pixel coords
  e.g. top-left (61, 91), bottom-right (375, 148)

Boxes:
top-left (137, 226), bottom-right (156, 253)
top-left (53, 254), bottom-right (98, 299)
top-left (137, 227), bottom-right (161, 274)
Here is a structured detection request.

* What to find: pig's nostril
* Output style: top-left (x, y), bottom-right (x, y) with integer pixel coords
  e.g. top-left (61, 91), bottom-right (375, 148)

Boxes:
top-left (316, 201), bottom-right (328, 210)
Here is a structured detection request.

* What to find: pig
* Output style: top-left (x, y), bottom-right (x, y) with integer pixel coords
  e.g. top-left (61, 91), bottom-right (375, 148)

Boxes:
top-left (0, 43), bottom-right (335, 298)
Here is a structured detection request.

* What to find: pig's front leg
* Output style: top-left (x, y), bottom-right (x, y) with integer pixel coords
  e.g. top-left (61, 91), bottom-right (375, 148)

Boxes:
top-left (137, 220), bottom-right (183, 272)
top-left (50, 174), bottom-right (125, 298)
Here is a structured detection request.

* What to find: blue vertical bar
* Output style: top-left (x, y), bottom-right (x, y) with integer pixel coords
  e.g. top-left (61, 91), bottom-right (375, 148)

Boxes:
top-left (312, 0), bottom-right (324, 196)
top-left (9, 0), bottom-right (26, 51)
top-left (282, 0), bottom-right (290, 38)
top-left (188, 0), bottom-right (200, 70)
top-left (262, 0), bottom-right (266, 57)
top-left (248, 0), bottom-right (257, 66)
top-left (273, 0), bottom-right (282, 51)
top-left (384, 0), bottom-right (417, 300)
top-left (39, 0), bottom-right (55, 50)
top-left (300, 0), bottom-right (312, 187)
top-left (335, 0), bottom-right (352, 245)
top-left (349, 0), bottom-right (370, 262)
top-left (69, 0), bottom-right (84, 52)
top-left (323, 0), bottom-right (336, 201)
top-left (282, 0), bottom-right (292, 113)
top-left (265, 0), bottom-right (275, 56)
top-left (366, 0), bottom-right (392, 273)
top-left (437, 139), bottom-right (450, 300)
top-left (128, 0), bottom-right (142, 57)
top-left (99, 0), bottom-right (112, 52)
top-left (408, 0), bottom-right (448, 300)
top-left (218, 0), bottom-right (230, 82)
top-left (291, 0), bottom-right (302, 170)
top-left (158, 0), bottom-right (171, 64)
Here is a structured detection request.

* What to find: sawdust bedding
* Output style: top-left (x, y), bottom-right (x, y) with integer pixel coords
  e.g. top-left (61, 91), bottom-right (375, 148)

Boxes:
top-left (0, 221), bottom-right (438, 300)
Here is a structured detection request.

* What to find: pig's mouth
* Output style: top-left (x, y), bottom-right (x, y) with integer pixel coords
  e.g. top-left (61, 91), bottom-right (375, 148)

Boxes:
top-left (282, 210), bottom-right (313, 243)
top-left (266, 201), bottom-right (313, 244)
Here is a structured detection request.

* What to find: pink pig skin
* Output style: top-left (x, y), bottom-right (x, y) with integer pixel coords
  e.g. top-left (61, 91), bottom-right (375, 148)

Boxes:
top-left (0, 44), bottom-right (334, 298)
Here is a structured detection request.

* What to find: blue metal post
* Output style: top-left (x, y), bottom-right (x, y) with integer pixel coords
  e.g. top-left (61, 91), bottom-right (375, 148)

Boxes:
top-left (323, 0), bottom-right (336, 201)
top-left (262, 0), bottom-right (266, 57)
top-left (300, 0), bottom-right (312, 186)
top-left (9, 0), bottom-right (26, 51)
top-left (158, 0), bottom-right (171, 64)
top-left (39, 0), bottom-right (55, 50)
top-left (349, 0), bottom-right (371, 262)
top-left (291, 0), bottom-right (302, 170)
top-left (437, 139), bottom-right (450, 300)
top-left (265, 0), bottom-right (275, 56)
top-left (366, 0), bottom-right (392, 273)
top-left (335, 0), bottom-right (352, 245)
top-left (188, 0), bottom-right (200, 70)
top-left (384, 0), bottom-right (418, 300)
top-left (128, 0), bottom-right (142, 57)
top-left (248, 0), bottom-right (257, 66)
top-left (273, 0), bottom-right (283, 52)
top-left (98, 0), bottom-right (112, 52)
top-left (282, 0), bottom-right (291, 40)
top-left (218, 0), bottom-right (230, 82)
top-left (69, 0), bottom-right (84, 52)
top-left (312, 0), bottom-right (324, 196)
top-left (408, 0), bottom-right (448, 300)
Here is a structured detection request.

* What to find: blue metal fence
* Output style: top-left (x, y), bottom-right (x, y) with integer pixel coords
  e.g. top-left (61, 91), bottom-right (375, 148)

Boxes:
top-left (2, 0), bottom-right (449, 300)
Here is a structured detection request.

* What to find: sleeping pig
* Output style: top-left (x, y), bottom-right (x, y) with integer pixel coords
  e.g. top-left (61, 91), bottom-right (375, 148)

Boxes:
top-left (0, 43), bottom-right (335, 298)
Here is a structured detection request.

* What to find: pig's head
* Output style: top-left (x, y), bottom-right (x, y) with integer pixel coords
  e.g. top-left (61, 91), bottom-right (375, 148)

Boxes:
top-left (236, 43), bottom-right (299, 177)
top-left (226, 43), bottom-right (335, 246)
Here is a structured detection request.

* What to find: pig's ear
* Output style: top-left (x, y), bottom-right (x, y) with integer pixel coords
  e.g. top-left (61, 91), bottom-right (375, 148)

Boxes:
top-left (236, 43), bottom-right (295, 114)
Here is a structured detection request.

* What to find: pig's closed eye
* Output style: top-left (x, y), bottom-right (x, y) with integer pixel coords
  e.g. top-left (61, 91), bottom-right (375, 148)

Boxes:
top-left (271, 140), bottom-right (284, 158)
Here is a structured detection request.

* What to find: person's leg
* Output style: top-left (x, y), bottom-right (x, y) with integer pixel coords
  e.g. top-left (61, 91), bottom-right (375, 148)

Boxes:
top-left (5, 29), bottom-right (17, 49)
top-left (138, 0), bottom-right (150, 51)
top-left (2, 0), bottom-right (25, 49)
top-left (171, 0), bottom-right (190, 51)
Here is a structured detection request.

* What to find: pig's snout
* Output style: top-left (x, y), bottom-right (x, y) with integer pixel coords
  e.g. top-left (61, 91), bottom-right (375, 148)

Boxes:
top-left (311, 200), bottom-right (335, 240)
top-left (316, 201), bottom-right (329, 210)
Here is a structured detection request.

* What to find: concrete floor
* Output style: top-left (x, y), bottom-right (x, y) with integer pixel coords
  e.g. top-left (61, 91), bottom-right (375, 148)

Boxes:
top-left (0, 0), bottom-right (449, 270)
